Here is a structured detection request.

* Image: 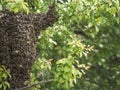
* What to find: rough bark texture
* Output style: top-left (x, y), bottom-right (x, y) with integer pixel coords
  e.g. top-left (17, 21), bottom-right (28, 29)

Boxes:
top-left (0, 4), bottom-right (58, 90)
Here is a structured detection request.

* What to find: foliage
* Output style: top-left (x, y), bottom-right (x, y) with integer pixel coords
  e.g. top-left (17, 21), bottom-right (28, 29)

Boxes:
top-left (31, 25), bottom-right (87, 90)
top-left (0, 66), bottom-right (11, 90)
top-left (0, 0), bottom-right (29, 13)
top-left (24, 0), bottom-right (52, 12)
top-left (71, 0), bottom-right (120, 90)
top-left (30, 0), bottom-right (120, 90)
top-left (0, 0), bottom-right (119, 90)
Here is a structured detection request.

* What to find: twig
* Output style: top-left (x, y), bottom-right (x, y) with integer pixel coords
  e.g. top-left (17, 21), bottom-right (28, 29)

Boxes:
top-left (14, 79), bottom-right (53, 90)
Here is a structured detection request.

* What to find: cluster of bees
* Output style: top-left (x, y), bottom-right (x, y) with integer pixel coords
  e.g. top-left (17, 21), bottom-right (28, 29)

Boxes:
top-left (0, 3), bottom-right (58, 90)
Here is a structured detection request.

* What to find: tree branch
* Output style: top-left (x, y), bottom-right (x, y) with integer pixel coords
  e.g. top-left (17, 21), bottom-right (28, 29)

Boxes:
top-left (74, 30), bottom-right (90, 38)
top-left (14, 79), bottom-right (54, 90)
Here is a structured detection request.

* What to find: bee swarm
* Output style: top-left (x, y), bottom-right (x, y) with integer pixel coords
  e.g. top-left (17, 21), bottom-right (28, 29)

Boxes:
top-left (0, 5), bottom-right (58, 90)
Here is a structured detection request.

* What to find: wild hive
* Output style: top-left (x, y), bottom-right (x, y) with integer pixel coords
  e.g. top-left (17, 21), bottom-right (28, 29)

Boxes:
top-left (0, 4), bottom-right (58, 90)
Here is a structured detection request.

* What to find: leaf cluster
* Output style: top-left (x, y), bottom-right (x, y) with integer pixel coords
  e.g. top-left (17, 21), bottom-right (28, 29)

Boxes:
top-left (0, 0), bottom-right (29, 13)
top-left (0, 66), bottom-right (11, 90)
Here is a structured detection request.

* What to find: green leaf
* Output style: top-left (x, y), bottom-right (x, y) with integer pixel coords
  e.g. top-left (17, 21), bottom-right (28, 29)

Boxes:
top-left (14, 7), bottom-right (18, 13)
top-left (0, 5), bottom-right (2, 10)
top-left (6, 3), bottom-right (16, 10)
top-left (4, 82), bottom-right (10, 87)
top-left (0, 84), bottom-right (2, 88)
top-left (110, 7), bottom-right (117, 14)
